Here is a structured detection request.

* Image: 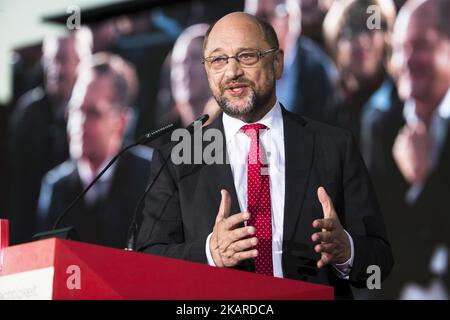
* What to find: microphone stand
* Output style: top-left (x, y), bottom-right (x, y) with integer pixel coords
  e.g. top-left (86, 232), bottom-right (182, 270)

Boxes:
top-left (32, 122), bottom-right (175, 241)
top-left (125, 114), bottom-right (209, 251)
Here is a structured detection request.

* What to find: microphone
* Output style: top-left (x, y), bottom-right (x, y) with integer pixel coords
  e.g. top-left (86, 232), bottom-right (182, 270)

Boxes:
top-left (125, 114), bottom-right (209, 251)
top-left (32, 122), bottom-right (176, 242)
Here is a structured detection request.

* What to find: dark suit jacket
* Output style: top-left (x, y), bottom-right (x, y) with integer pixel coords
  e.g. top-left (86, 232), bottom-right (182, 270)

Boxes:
top-left (136, 107), bottom-right (393, 299)
top-left (6, 87), bottom-right (69, 244)
top-left (286, 37), bottom-right (338, 124)
top-left (36, 147), bottom-right (152, 249)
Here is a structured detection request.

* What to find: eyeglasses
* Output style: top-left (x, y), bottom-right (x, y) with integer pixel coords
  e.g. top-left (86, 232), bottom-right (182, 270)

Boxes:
top-left (202, 48), bottom-right (279, 71)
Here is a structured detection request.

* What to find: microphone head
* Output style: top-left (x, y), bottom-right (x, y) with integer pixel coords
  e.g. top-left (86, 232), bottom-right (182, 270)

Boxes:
top-left (137, 123), bottom-right (175, 145)
top-left (137, 115), bottom-right (209, 145)
top-left (186, 114), bottom-right (210, 134)
top-left (196, 114), bottom-right (209, 125)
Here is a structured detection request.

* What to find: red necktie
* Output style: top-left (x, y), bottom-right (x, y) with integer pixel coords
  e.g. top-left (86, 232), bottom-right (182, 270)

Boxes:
top-left (241, 123), bottom-right (273, 276)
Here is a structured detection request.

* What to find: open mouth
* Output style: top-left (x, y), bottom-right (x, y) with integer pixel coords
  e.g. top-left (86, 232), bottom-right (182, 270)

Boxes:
top-left (225, 84), bottom-right (249, 97)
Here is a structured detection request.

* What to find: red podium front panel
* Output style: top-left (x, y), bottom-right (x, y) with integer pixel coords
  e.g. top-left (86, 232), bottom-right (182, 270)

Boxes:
top-left (0, 238), bottom-right (334, 300)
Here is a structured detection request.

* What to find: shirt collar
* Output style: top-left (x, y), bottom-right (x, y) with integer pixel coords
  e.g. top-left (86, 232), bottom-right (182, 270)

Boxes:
top-left (77, 157), bottom-right (115, 189)
top-left (222, 101), bottom-right (283, 143)
top-left (403, 89), bottom-right (450, 126)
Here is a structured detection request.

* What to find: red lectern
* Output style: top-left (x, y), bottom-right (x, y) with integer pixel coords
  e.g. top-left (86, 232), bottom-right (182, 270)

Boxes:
top-left (0, 220), bottom-right (333, 300)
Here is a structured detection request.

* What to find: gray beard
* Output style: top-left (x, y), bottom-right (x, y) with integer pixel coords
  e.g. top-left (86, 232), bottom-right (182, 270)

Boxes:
top-left (216, 86), bottom-right (274, 120)
top-left (216, 90), bottom-right (256, 118)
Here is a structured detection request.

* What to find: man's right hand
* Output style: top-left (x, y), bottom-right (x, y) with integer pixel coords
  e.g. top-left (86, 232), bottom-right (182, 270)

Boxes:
top-left (392, 122), bottom-right (431, 184)
top-left (209, 189), bottom-right (259, 267)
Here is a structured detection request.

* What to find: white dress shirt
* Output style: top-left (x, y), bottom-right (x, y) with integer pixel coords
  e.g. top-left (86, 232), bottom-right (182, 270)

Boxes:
top-left (77, 158), bottom-right (115, 206)
top-left (205, 101), bottom-right (354, 279)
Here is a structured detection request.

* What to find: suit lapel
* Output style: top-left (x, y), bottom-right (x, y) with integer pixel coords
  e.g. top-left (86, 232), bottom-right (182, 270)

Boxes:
top-left (281, 107), bottom-right (315, 243)
top-left (61, 164), bottom-right (87, 227)
top-left (203, 113), bottom-right (241, 215)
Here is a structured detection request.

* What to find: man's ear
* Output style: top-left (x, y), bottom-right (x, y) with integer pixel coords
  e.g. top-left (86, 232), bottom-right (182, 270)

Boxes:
top-left (274, 49), bottom-right (284, 80)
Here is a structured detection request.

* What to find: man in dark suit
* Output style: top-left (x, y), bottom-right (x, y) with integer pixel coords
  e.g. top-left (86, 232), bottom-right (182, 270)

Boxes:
top-left (136, 12), bottom-right (393, 299)
top-left (36, 53), bottom-right (152, 249)
top-left (5, 29), bottom-right (93, 244)
top-left (361, 0), bottom-right (450, 299)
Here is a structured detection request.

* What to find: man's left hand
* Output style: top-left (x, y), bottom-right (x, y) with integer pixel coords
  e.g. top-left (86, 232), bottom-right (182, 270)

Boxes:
top-left (312, 187), bottom-right (351, 268)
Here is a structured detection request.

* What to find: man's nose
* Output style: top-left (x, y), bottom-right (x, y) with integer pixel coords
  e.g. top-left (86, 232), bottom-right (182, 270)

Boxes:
top-left (351, 32), bottom-right (371, 51)
top-left (223, 57), bottom-right (244, 81)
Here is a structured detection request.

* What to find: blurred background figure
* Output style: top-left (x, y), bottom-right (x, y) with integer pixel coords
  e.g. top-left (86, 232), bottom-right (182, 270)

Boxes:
top-left (4, 29), bottom-right (93, 245)
top-left (324, 0), bottom-right (398, 147)
top-left (170, 23), bottom-right (219, 126)
top-left (155, 23), bottom-right (219, 130)
top-left (36, 53), bottom-right (152, 249)
top-left (10, 44), bottom-right (44, 110)
top-left (362, 0), bottom-right (450, 299)
top-left (245, 0), bottom-right (338, 123)
top-left (299, 0), bottom-right (335, 49)
top-left (297, 0), bottom-right (405, 51)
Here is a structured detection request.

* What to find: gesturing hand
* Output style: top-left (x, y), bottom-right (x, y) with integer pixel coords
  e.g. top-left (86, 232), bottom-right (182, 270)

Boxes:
top-left (312, 187), bottom-right (351, 268)
top-left (209, 189), bottom-right (259, 267)
top-left (393, 122), bottom-right (431, 184)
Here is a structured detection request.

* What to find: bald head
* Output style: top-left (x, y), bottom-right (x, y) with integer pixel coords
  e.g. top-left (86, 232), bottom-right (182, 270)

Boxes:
top-left (392, 0), bottom-right (450, 108)
top-left (201, 12), bottom-right (284, 123)
top-left (203, 12), bottom-right (279, 56)
top-left (395, 0), bottom-right (450, 40)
